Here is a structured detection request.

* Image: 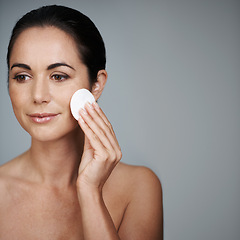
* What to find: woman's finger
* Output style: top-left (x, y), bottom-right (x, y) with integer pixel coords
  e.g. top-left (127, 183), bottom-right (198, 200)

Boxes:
top-left (83, 103), bottom-right (121, 152)
top-left (92, 102), bottom-right (116, 138)
top-left (78, 114), bottom-right (110, 160)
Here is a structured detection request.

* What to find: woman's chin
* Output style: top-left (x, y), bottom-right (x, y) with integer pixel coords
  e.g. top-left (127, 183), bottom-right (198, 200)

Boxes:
top-left (26, 124), bottom-right (79, 143)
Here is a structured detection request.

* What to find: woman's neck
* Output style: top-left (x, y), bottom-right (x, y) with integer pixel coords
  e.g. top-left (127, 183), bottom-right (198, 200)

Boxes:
top-left (25, 128), bottom-right (84, 187)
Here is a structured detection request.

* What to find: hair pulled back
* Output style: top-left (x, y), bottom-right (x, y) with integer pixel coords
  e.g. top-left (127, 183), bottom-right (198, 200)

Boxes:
top-left (7, 5), bottom-right (106, 84)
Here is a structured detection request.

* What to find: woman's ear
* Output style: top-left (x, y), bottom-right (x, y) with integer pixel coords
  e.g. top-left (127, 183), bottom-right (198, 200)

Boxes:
top-left (91, 70), bottom-right (108, 101)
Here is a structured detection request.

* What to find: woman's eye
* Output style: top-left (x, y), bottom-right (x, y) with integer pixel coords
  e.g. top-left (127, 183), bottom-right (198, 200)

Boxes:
top-left (52, 74), bottom-right (69, 82)
top-left (13, 75), bottom-right (30, 83)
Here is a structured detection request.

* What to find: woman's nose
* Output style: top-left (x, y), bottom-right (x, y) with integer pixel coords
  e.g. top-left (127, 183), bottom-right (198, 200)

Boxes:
top-left (32, 78), bottom-right (51, 104)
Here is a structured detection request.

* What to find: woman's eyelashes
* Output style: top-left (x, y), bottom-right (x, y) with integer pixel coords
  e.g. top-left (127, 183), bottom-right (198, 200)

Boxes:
top-left (13, 74), bottom-right (31, 83)
top-left (12, 73), bottom-right (70, 83)
top-left (51, 73), bottom-right (70, 82)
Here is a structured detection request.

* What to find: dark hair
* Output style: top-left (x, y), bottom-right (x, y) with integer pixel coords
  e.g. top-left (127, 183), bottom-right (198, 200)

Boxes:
top-left (7, 5), bottom-right (106, 85)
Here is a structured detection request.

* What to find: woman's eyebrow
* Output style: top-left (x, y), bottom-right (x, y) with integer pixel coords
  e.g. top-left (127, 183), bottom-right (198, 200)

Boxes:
top-left (11, 63), bottom-right (31, 70)
top-left (10, 62), bottom-right (75, 71)
top-left (47, 63), bottom-right (75, 71)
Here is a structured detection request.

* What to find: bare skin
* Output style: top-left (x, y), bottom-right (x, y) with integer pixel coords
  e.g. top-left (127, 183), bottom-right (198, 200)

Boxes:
top-left (0, 26), bottom-right (163, 239)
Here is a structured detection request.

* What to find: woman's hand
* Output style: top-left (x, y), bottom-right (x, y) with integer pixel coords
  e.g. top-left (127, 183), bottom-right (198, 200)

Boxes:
top-left (76, 102), bottom-right (122, 192)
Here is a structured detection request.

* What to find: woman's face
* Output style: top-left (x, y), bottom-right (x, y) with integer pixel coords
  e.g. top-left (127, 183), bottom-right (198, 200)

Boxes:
top-left (9, 26), bottom-right (91, 141)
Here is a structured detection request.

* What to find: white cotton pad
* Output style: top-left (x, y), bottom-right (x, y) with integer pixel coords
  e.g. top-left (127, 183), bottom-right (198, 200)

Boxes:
top-left (70, 89), bottom-right (95, 120)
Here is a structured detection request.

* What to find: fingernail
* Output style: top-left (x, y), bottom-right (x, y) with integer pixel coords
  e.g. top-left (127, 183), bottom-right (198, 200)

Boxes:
top-left (78, 115), bottom-right (85, 123)
top-left (93, 101), bottom-right (99, 109)
top-left (87, 102), bottom-right (94, 109)
top-left (80, 108), bottom-right (88, 115)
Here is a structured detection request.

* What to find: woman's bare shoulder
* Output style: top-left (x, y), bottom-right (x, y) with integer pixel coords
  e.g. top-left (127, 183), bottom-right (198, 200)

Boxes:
top-left (0, 159), bottom-right (17, 204)
top-left (0, 154), bottom-right (26, 193)
top-left (0, 155), bottom-right (22, 178)
top-left (111, 162), bottom-right (162, 197)
top-left (115, 162), bottom-right (161, 183)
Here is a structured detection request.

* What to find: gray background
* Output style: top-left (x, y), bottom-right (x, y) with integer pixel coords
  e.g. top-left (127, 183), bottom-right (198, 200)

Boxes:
top-left (0, 0), bottom-right (239, 239)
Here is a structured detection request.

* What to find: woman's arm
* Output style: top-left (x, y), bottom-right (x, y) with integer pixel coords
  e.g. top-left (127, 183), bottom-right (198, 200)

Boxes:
top-left (77, 102), bottom-right (121, 239)
top-left (76, 102), bottom-right (163, 239)
top-left (77, 184), bottom-right (120, 239)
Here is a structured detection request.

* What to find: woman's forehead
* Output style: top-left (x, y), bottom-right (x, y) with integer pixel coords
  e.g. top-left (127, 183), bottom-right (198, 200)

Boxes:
top-left (10, 26), bottom-right (81, 65)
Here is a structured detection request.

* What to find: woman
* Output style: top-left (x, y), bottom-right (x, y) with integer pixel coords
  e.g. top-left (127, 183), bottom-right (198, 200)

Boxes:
top-left (0, 5), bottom-right (163, 239)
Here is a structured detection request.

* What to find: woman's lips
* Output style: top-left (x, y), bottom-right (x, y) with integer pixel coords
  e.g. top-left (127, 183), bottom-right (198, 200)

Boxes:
top-left (28, 113), bottom-right (59, 123)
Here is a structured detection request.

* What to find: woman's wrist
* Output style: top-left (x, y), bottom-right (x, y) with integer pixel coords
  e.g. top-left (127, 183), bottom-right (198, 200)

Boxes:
top-left (76, 179), bottom-right (103, 202)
